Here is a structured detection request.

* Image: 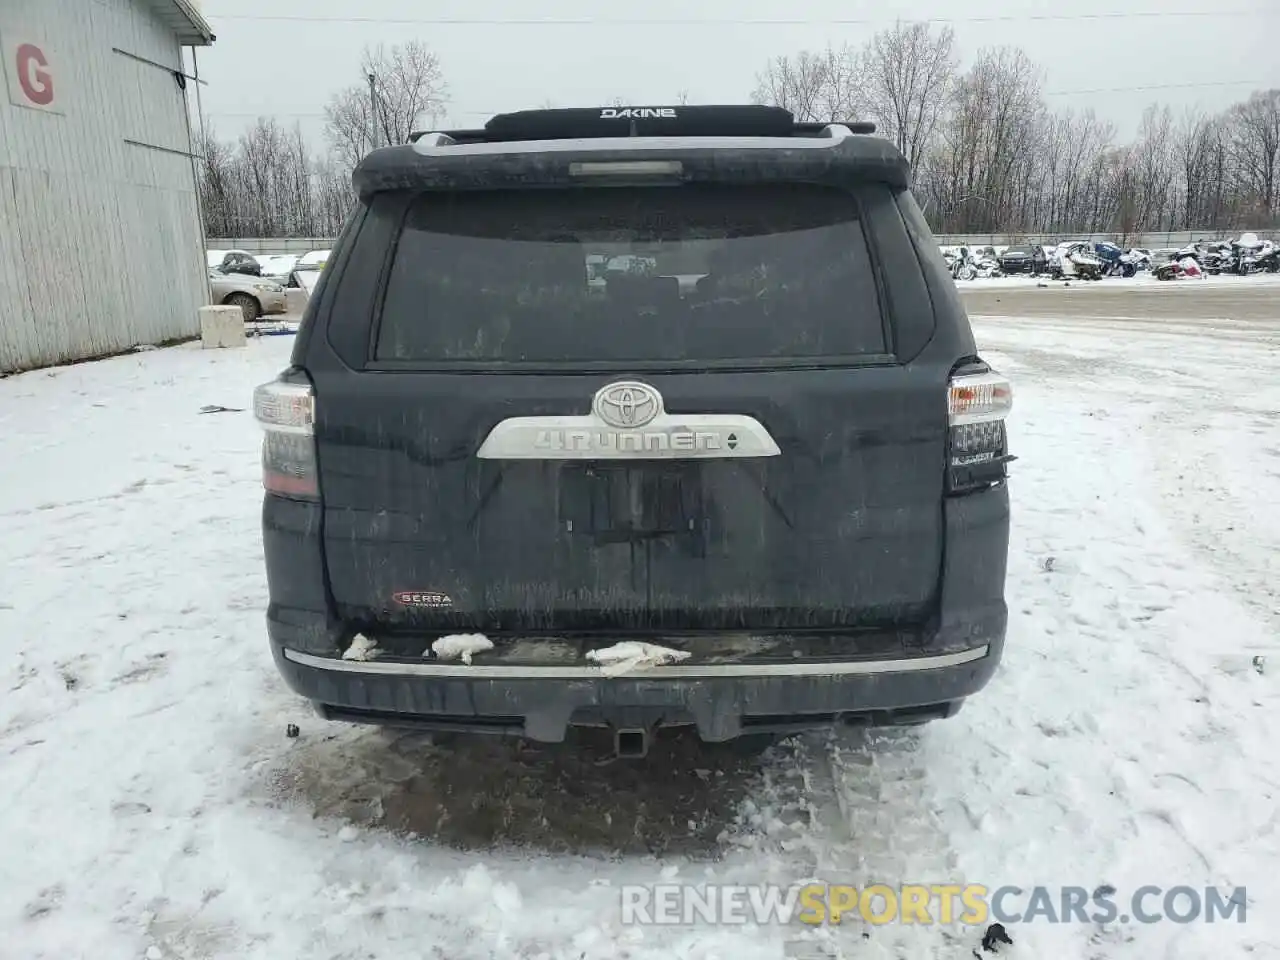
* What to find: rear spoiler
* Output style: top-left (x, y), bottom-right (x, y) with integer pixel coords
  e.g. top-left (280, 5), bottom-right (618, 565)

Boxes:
top-left (353, 106), bottom-right (905, 201)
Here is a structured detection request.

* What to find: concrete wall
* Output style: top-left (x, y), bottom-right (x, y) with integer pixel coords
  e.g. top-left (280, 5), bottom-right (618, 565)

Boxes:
top-left (936, 230), bottom-right (1277, 248)
top-left (211, 229), bottom-right (1279, 258)
top-left (207, 237), bottom-right (336, 255)
top-left (0, 0), bottom-right (208, 373)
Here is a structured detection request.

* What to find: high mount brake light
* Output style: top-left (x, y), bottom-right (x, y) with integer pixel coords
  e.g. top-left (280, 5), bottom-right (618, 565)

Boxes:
top-left (947, 369), bottom-right (1014, 494)
top-left (569, 160), bottom-right (684, 177)
top-left (254, 377), bottom-right (319, 499)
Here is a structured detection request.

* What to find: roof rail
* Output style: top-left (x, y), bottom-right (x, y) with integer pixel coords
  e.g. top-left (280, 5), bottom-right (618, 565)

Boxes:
top-left (409, 106), bottom-right (876, 145)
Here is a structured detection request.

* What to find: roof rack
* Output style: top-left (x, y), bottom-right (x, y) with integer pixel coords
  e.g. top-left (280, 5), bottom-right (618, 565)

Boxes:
top-left (409, 105), bottom-right (876, 145)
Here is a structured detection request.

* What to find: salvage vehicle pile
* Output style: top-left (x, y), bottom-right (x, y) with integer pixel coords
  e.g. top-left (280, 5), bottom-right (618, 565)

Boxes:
top-left (941, 232), bottom-right (1280, 281)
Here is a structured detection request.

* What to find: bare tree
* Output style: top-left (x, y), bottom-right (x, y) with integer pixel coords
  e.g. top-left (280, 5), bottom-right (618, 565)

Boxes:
top-left (751, 50), bottom-right (833, 122)
top-left (282, 124), bottom-right (315, 235)
top-left (1128, 105), bottom-right (1177, 232)
top-left (312, 154), bottom-right (356, 235)
top-left (237, 117), bottom-right (286, 236)
top-left (816, 44), bottom-right (866, 122)
top-left (196, 128), bottom-right (236, 237)
top-left (751, 45), bottom-right (864, 123)
top-left (1175, 109), bottom-right (1226, 229)
top-left (859, 22), bottom-right (958, 171)
top-left (1057, 111), bottom-right (1116, 232)
top-left (927, 47), bottom-right (1045, 232)
top-left (325, 86), bottom-right (377, 172)
top-left (1226, 89), bottom-right (1280, 222)
top-left (324, 40), bottom-right (448, 170)
top-left (196, 117), bottom-right (351, 239)
top-left (747, 43), bottom-right (1280, 237)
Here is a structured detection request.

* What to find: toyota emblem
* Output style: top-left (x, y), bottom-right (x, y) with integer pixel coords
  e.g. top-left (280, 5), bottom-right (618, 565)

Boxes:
top-left (592, 381), bottom-right (662, 428)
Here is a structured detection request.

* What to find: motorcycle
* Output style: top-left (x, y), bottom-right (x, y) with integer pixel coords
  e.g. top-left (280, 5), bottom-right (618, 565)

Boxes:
top-left (1203, 241), bottom-right (1232, 274)
top-left (1226, 232), bottom-right (1270, 275)
top-left (972, 254), bottom-right (1004, 278)
top-left (1156, 255), bottom-right (1204, 280)
top-left (1226, 242), bottom-right (1255, 275)
top-left (945, 247), bottom-right (978, 281)
top-left (1175, 241), bottom-right (1208, 269)
top-left (1252, 239), bottom-right (1279, 273)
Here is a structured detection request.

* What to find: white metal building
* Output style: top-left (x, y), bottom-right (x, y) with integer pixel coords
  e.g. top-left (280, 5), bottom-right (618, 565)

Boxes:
top-left (0, 0), bottom-right (214, 374)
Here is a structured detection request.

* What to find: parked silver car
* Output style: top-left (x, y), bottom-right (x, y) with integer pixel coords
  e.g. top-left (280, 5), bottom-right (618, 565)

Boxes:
top-left (208, 270), bottom-right (287, 322)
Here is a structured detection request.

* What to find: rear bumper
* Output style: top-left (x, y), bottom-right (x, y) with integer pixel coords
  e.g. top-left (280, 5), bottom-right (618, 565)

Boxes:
top-left (263, 481), bottom-right (1010, 742)
top-left (270, 636), bottom-right (1003, 742)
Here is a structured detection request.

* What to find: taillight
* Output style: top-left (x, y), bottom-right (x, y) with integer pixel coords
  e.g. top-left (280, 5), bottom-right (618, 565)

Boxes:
top-left (947, 367), bottom-right (1013, 494)
top-left (253, 375), bottom-right (319, 499)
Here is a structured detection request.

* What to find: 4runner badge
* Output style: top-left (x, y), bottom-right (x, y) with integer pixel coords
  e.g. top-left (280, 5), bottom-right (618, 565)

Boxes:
top-left (474, 381), bottom-right (782, 460)
top-left (392, 591), bottom-right (453, 608)
top-left (600, 107), bottom-right (677, 119)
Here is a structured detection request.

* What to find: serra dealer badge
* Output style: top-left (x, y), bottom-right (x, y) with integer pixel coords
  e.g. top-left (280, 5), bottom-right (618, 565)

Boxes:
top-left (392, 591), bottom-right (453, 609)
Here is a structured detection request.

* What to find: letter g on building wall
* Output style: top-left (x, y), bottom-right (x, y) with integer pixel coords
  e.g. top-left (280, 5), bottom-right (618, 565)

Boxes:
top-left (18, 43), bottom-right (53, 105)
top-left (5, 36), bottom-right (64, 114)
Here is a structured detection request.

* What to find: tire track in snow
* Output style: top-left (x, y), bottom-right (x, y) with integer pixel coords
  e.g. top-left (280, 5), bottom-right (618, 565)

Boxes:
top-left (1143, 398), bottom-right (1280, 638)
top-left (723, 730), bottom-right (971, 958)
top-left (248, 725), bottom-right (975, 958)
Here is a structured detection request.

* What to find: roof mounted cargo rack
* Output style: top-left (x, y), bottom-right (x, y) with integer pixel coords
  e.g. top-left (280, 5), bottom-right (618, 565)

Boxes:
top-left (409, 105), bottom-right (876, 145)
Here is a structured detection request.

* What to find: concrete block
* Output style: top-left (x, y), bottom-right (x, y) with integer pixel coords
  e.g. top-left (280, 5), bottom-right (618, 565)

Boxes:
top-left (200, 305), bottom-right (246, 349)
top-left (285, 288), bottom-right (309, 314)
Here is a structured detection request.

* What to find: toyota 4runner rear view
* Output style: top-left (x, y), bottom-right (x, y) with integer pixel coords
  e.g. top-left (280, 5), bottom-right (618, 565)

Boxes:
top-left (255, 105), bottom-right (1013, 758)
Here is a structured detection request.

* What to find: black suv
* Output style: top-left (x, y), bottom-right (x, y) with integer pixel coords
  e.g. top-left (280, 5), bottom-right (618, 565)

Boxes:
top-left (254, 105), bottom-right (1013, 757)
top-left (213, 251), bottom-right (263, 277)
top-left (997, 244), bottom-right (1047, 275)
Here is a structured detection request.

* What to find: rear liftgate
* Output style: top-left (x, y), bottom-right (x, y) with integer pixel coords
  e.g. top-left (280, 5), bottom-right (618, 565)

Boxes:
top-left (477, 380), bottom-right (782, 757)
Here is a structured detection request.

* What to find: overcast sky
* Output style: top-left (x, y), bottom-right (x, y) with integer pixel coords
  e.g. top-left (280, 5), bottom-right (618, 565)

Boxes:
top-left (190, 0), bottom-right (1278, 147)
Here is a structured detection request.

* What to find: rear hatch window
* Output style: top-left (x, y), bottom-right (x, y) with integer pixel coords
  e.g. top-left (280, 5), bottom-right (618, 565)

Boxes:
top-left (373, 183), bottom-right (887, 365)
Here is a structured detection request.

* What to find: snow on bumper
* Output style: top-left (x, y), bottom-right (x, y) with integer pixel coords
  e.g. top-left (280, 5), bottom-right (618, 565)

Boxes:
top-left (270, 640), bottom-right (1002, 742)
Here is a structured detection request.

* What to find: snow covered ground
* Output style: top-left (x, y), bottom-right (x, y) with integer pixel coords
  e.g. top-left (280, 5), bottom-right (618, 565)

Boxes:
top-left (2, 302), bottom-right (1278, 960)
